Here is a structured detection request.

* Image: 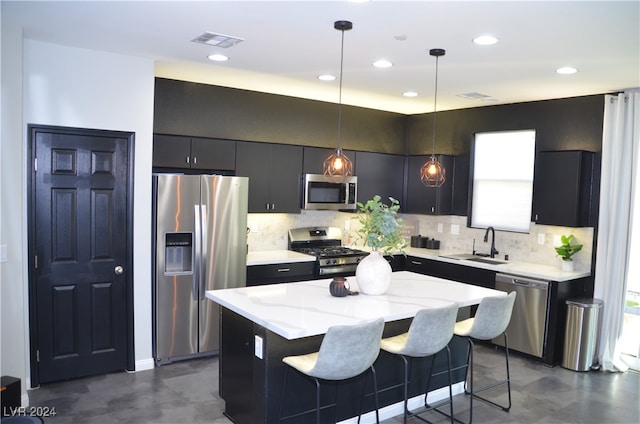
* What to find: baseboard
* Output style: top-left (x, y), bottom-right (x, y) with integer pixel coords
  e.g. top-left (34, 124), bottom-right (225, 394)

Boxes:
top-left (338, 382), bottom-right (464, 423)
top-left (131, 358), bottom-right (155, 372)
top-left (21, 393), bottom-right (30, 407)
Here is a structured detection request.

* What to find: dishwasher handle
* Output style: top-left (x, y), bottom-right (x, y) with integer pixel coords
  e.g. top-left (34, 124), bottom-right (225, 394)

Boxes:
top-left (496, 273), bottom-right (549, 290)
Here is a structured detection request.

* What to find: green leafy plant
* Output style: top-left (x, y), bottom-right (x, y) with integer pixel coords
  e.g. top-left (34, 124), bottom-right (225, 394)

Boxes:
top-left (354, 195), bottom-right (407, 254)
top-left (555, 234), bottom-right (583, 261)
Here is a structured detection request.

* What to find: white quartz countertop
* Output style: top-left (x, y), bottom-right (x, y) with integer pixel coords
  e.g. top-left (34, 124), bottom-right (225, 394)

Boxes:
top-left (402, 247), bottom-right (591, 282)
top-left (247, 250), bottom-right (316, 266)
top-left (206, 271), bottom-right (504, 340)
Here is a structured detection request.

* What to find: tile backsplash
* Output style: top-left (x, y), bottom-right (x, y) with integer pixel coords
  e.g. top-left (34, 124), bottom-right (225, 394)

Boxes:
top-left (247, 211), bottom-right (594, 271)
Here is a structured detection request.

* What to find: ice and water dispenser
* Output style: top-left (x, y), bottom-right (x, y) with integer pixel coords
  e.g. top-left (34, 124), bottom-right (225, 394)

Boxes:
top-left (164, 232), bottom-right (193, 274)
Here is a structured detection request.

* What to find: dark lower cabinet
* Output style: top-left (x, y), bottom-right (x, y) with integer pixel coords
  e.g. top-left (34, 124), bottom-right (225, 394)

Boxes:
top-left (236, 141), bottom-right (302, 213)
top-left (545, 276), bottom-right (592, 366)
top-left (532, 150), bottom-right (595, 226)
top-left (405, 256), bottom-right (495, 289)
top-left (247, 262), bottom-right (315, 286)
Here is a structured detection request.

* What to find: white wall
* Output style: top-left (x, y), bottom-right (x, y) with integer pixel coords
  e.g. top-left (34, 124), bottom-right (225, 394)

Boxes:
top-left (1, 36), bottom-right (155, 401)
top-left (1, 6), bottom-right (28, 402)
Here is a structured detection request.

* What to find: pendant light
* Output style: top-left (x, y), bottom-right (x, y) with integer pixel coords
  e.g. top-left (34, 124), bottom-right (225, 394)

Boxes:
top-left (420, 48), bottom-right (446, 188)
top-left (323, 20), bottom-right (354, 181)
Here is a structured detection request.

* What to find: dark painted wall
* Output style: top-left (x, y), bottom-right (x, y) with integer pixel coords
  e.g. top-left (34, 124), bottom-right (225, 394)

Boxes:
top-left (154, 78), bottom-right (408, 154)
top-left (407, 95), bottom-right (605, 156)
top-left (154, 78), bottom-right (605, 157)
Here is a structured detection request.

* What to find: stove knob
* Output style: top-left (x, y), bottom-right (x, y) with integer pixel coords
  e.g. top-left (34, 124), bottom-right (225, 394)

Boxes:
top-left (332, 259), bottom-right (338, 264)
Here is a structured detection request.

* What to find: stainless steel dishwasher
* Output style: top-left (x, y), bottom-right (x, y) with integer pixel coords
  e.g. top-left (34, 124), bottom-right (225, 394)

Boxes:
top-left (493, 273), bottom-right (549, 358)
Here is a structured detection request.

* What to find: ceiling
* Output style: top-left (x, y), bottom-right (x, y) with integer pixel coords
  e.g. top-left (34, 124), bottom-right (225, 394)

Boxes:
top-left (4, 0), bottom-right (639, 114)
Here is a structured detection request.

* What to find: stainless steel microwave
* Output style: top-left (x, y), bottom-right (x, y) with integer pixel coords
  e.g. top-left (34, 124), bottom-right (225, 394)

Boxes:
top-left (302, 174), bottom-right (357, 210)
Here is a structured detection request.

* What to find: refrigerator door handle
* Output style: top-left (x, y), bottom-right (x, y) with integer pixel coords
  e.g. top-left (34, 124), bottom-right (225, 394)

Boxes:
top-left (199, 204), bottom-right (208, 300)
top-left (193, 204), bottom-right (202, 301)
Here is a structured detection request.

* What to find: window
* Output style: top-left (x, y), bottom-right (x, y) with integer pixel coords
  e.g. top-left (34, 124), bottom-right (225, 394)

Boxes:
top-left (469, 130), bottom-right (536, 233)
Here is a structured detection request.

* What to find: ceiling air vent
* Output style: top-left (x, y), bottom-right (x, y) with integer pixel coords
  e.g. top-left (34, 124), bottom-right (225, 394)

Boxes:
top-left (191, 32), bottom-right (244, 48)
top-left (457, 92), bottom-right (492, 100)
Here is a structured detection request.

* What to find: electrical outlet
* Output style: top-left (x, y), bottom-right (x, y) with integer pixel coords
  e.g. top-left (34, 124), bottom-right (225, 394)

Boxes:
top-left (451, 224), bottom-right (459, 235)
top-left (254, 335), bottom-right (263, 359)
top-left (538, 234), bottom-right (545, 245)
top-left (250, 222), bottom-right (259, 233)
top-left (437, 223), bottom-right (443, 233)
top-left (344, 220), bottom-right (350, 230)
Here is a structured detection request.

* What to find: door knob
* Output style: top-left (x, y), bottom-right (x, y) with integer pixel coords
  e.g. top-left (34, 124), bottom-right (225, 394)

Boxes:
top-left (114, 265), bottom-right (124, 275)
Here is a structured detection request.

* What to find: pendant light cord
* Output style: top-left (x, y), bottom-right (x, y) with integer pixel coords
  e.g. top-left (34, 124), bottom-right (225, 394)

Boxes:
top-left (337, 27), bottom-right (345, 151)
top-left (431, 54), bottom-right (439, 160)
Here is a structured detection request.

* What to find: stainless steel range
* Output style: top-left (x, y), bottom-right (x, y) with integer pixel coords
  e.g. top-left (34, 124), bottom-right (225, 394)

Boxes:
top-left (288, 227), bottom-right (368, 278)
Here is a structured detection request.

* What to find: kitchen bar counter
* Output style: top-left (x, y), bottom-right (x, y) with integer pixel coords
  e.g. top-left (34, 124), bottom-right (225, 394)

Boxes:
top-left (208, 271), bottom-right (503, 340)
top-left (206, 272), bottom-right (505, 423)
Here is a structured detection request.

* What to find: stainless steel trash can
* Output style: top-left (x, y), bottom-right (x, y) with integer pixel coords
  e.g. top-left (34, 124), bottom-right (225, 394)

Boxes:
top-left (562, 298), bottom-right (603, 371)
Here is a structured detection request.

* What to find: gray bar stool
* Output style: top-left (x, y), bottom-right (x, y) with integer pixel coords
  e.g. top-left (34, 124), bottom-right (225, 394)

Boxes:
top-left (380, 303), bottom-right (459, 424)
top-left (453, 291), bottom-right (516, 424)
top-left (278, 317), bottom-right (385, 423)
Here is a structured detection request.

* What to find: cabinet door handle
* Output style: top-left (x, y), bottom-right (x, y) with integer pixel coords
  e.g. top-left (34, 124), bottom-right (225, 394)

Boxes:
top-left (186, 156), bottom-right (190, 164)
top-left (277, 268), bottom-right (291, 273)
top-left (271, 203), bottom-right (275, 211)
top-left (193, 156), bottom-right (197, 165)
top-left (265, 203), bottom-right (270, 211)
top-left (411, 260), bottom-right (423, 265)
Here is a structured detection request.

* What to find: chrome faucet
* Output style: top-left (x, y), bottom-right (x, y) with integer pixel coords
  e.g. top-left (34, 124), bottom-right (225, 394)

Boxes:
top-left (484, 226), bottom-right (499, 258)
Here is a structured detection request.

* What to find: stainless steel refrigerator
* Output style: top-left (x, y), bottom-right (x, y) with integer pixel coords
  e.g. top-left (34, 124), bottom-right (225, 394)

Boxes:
top-left (152, 174), bottom-right (248, 364)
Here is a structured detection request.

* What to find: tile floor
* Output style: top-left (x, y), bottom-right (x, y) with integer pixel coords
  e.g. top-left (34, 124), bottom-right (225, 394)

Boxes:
top-left (25, 344), bottom-right (639, 424)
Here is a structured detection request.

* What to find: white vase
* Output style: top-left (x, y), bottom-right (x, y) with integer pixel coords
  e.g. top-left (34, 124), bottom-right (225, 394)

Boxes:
top-left (562, 259), bottom-right (574, 272)
top-left (356, 250), bottom-right (392, 295)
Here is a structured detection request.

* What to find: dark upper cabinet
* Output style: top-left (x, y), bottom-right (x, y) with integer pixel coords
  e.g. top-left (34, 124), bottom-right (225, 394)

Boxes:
top-left (236, 141), bottom-right (302, 213)
top-left (153, 134), bottom-right (236, 170)
top-left (302, 146), bottom-right (356, 175)
top-left (452, 155), bottom-right (470, 216)
top-left (404, 155), bottom-right (455, 215)
top-left (354, 151), bottom-right (405, 207)
top-left (532, 150), bottom-right (594, 227)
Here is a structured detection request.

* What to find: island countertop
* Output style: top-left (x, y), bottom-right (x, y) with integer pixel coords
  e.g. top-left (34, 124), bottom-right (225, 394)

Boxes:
top-left (206, 270), bottom-right (504, 340)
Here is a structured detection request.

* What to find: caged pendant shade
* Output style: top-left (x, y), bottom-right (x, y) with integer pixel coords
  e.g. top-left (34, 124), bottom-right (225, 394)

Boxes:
top-left (323, 20), bottom-right (354, 181)
top-left (420, 48), bottom-right (446, 188)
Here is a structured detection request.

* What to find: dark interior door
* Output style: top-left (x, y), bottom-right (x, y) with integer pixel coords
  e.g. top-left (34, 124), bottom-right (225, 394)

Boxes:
top-left (30, 126), bottom-right (133, 384)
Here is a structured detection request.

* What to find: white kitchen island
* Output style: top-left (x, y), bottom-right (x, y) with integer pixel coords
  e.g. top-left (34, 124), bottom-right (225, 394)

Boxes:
top-left (206, 271), bottom-right (506, 423)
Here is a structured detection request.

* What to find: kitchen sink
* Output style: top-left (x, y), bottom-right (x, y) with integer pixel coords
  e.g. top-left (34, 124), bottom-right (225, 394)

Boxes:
top-left (467, 257), bottom-right (506, 265)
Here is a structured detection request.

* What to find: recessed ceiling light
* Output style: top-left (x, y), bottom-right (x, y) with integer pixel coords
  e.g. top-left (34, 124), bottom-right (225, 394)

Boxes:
top-left (473, 35), bottom-right (498, 45)
top-left (208, 54), bottom-right (229, 62)
top-left (318, 74), bottom-right (336, 81)
top-left (556, 66), bottom-right (578, 75)
top-left (373, 59), bottom-right (393, 68)
top-left (403, 91), bottom-right (419, 97)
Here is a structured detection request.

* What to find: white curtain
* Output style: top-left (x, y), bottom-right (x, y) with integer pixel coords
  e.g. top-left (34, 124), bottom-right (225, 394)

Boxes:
top-left (594, 90), bottom-right (640, 372)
